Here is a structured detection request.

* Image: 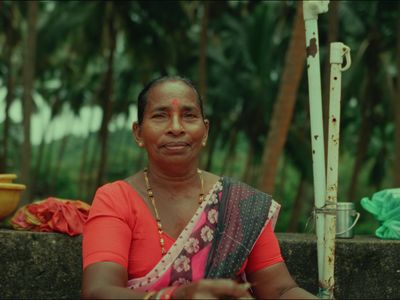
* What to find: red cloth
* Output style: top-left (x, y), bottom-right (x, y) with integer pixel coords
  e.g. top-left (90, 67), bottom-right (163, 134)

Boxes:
top-left (83, 181), bottom-right (283, 279)
top-left (11, 197), bottom-right (90, 236)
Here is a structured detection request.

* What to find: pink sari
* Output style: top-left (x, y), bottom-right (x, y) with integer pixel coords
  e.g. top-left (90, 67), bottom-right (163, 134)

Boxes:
top-left (127, 177), bottom-right (280, 292)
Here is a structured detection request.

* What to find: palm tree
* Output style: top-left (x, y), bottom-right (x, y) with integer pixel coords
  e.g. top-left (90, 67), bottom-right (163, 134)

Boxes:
top-left (343, 0), bottom-right (398, 200)
top-left (259, 1), bottom-right (306, 194)
top-left (95, 1), bottom-right (117, 188)
top-left (20, 0), bottom-right (38, 205)
top-left (204, 1), bottom-right (291, 179)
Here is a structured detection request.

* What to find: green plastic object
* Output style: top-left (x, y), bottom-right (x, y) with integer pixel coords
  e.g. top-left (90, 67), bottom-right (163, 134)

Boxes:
top-left (360, 188), bottom-right (400, 240)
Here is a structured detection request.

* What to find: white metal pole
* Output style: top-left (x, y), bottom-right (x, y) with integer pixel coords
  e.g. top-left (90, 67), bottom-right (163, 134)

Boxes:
top-left (303, 0), bottom-right (329, 293)
top-left (322, 42), bottom-right (351, 299)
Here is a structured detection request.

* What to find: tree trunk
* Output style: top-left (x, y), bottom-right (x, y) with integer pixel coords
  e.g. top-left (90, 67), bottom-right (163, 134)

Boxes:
top-left (259, 2), bottom-right (306, 194)
top-left (394, 5), bottom-right (400, 186)
top-left (20, 1), bottom-right (38, 205)
top-left (198, 1), bottom-right (209, 104)
top-left (96, 3), bottom-right (116, 188)
top-left (287, 175), bottom-right (307, 232)
top-left (322, 0), bottom-right (339, 155)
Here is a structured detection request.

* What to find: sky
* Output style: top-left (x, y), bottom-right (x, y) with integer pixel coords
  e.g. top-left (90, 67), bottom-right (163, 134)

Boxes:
top-left (0, 87), bottom-right (138, 146)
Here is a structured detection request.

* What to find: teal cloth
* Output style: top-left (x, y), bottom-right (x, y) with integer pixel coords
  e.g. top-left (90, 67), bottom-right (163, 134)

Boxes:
top-left (360, 188), bottom-right (400, 240)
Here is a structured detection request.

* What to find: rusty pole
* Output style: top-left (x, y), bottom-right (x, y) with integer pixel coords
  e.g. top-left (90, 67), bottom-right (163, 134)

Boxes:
top-left (303, 1), bottom-right (329, 295)
top-left (322, 42), bottom-right (351, 299)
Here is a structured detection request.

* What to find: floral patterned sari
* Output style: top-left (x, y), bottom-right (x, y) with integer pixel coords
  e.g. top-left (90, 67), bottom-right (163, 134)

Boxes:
top-left (127, 177), bottom-right (280, 292)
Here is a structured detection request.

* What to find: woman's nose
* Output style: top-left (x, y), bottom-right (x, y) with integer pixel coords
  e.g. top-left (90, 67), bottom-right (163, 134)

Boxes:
top-left (169, 115), bottom-right (184, 134)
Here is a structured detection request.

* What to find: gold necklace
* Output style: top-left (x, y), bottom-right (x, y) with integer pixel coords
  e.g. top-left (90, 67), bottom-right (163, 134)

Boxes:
top-left (143, 168), bottom-right (204, 256)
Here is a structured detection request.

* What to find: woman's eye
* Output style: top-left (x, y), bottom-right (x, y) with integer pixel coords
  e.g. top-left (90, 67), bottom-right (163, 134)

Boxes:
top-left (183, 113), bottom-right (197, 119)
top-left (152, 113), bottom-right (166, 119)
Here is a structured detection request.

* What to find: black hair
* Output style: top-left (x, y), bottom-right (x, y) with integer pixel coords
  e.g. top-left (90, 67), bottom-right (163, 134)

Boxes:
top-left (137, 75), bottom-right (204, 125)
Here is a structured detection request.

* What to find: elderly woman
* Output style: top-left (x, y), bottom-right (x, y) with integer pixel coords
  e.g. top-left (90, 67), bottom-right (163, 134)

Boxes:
top-left (81, 76), bottom-right (316, 299)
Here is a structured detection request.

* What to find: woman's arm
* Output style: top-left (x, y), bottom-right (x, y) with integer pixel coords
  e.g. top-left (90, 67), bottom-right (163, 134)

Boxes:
top-left (82, 261), bottom-right (252, 299)
top-left (247, 262), bottom-right (317, 299)
top-left (81, 262), bottom-right (147, 299)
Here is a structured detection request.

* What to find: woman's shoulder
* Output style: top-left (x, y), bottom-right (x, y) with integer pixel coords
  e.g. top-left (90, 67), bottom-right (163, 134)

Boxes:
top-left (96, 180), bottom-right (132, 194)
top-left (90, 179), bottom-right (146, 221)
top-left (93, 176), bottom-right (144, 206)
top-left (96, 170), bottom-right (143, 194)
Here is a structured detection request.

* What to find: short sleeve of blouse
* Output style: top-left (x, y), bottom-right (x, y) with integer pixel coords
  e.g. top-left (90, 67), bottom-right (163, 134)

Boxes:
top-left (82, 182), bottom-right (135, 270)
top-left (245, 221), bottom-right (284, 274)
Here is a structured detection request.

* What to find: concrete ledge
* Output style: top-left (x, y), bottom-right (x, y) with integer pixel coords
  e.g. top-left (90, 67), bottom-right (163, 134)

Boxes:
top-left (277, 233), bottom-right (400, 299)
top-left (0, 230), bottom-right (399, 299)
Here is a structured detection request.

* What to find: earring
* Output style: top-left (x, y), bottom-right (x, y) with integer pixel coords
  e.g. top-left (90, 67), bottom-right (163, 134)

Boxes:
top-left (138, 142), bottom-right (144, 147)
top-left (202, 141), bottom-right (206, 147)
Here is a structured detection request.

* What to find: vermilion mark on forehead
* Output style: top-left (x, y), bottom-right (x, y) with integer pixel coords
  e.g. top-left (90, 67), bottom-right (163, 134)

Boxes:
top-left (171, 98), bottom-right (180, 108)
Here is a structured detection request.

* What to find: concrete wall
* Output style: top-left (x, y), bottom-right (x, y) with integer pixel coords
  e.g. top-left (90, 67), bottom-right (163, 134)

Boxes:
top-left (0, 230), bottom-right (399, 299)
top-left (278, 233), bottom-right (400, 299)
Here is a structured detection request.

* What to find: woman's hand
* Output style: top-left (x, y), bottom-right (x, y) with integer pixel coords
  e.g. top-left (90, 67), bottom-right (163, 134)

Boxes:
top-left (172, 279), bottom-right (253, 299)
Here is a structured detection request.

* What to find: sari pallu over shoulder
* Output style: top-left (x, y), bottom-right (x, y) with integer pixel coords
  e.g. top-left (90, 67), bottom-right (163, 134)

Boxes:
top-left (127, 177), bottom-right (280, 291)
top-left (205, 177), bottom-right (280, 279)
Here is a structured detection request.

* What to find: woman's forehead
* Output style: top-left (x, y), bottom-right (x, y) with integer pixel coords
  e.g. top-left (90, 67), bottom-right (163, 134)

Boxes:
top-left (147, 81), bottom-right (198, 105)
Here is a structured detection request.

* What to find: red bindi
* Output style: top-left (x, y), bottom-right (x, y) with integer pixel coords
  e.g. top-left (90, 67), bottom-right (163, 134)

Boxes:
top-left (171, 98), bottom-right (180, 107)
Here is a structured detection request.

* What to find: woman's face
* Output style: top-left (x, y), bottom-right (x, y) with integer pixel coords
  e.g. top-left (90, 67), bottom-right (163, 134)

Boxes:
top-left (133, 80), bottom-right (209, 167)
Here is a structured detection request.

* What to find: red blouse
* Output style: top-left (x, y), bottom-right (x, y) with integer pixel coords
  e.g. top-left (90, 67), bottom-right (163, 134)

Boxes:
top-left (82, 181), bottom-right (283, 279)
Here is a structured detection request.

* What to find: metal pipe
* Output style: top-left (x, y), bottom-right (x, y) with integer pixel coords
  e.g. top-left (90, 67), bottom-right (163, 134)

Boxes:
top-left (303, 0), bottom-right (329, 293)
top-left (321, 42), bottom-right (351, 299)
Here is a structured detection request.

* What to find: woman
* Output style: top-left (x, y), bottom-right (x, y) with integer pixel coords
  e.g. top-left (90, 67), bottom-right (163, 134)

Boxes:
top-left (81, 76), bottom-right (316, 299)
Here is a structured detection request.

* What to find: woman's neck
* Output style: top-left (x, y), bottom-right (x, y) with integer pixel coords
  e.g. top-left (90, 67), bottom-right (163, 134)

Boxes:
top-left (146, 161), bottom-right (201, 189)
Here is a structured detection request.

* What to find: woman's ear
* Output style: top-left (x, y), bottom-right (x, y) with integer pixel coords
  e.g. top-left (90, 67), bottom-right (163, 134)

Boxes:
top-left (132, 122), bottom-right (144, 147)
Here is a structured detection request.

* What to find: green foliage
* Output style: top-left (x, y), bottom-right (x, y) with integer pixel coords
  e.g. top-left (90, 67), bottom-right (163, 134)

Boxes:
top-left (0, 0), bottom-right (398, 234)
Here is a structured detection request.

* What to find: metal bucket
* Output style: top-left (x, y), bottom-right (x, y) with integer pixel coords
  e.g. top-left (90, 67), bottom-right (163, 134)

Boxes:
top-left (336, 202), bottom-right (360, 238)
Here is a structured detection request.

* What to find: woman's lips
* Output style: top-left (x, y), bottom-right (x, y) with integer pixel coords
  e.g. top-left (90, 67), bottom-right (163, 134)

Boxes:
top-left (163, 142), bottom-right (190, 151)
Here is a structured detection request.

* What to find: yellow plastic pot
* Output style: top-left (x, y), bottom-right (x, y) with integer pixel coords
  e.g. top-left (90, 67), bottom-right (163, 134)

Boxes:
top-left (0, 174), bottom-right (17, 183)
top-left (0, 183), bottom-right (26, 221)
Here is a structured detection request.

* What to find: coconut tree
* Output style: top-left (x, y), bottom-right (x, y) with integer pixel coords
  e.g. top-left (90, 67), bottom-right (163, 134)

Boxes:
top-left (30, 1), bottom-right (105, 199)
top-left (340, 0), bottom-right (398, 200)
top-left (259, 1), bottom-right (306, 195)
top-left (20, 0), bottom-right (38, 205)
top-left (204, 1), bottom-right (293, 180)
